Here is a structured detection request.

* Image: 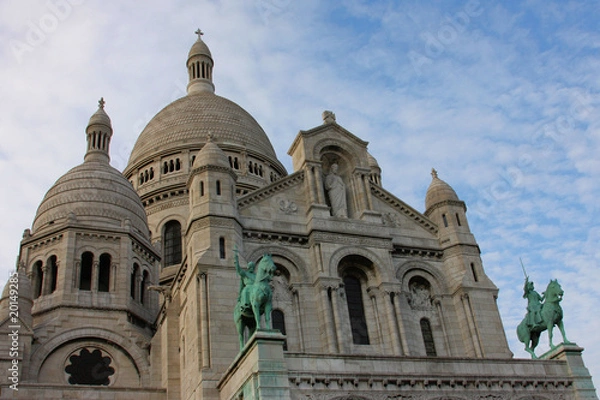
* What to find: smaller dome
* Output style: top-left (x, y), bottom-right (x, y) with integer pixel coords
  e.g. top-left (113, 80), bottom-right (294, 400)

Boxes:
top-left (189, 32), bottom-right (212, 59)
top-left (32, 100), bottom-right (150, 237)
top-left (1, 269), bottom-right (32, 302)
top-left (192, 135), bottom-right (229, 169)
top-left (0, 269), bottom-right (32, 321)
top-left (425, 168), bottom-right (459, 211)
top-left (86, 98), bottom-right (111, 130)
top-left (367, 152), bottom-right (379, 168)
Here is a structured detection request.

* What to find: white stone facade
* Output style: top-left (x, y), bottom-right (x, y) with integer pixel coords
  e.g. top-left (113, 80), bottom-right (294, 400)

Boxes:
top-left (0, 34), bottom-right (596, 400)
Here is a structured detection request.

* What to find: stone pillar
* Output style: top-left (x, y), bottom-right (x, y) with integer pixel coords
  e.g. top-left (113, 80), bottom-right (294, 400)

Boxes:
top-left (330, 285), bottom-right (345, 353)
top-left (460, 293), bottom-right (483, 357)
top-left (393, 292), bottom-right (409, 355)
top-left (382, 290), bottom-right (402, 355)
top-left (314, 165), bottom-right (325, 205)
top-left (40, 265), bottom-right (50, 296)
top-left (218, 330), bottom-right (291, 400)
top-left (542, 344), bottom-right (598, 400)
top-left (434, 297), bottom-right (452, 356)
top-left (199, 272), bottom-right (211, 369)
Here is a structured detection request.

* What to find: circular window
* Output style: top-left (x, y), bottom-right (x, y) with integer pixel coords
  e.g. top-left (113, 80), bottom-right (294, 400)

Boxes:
top-left (64, 347), bottom-right (115, 385)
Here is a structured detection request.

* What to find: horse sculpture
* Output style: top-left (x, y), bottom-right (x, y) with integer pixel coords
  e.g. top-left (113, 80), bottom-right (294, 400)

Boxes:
top-left (516, 279), bottom-right (572, 358)
top-left (234, 250), bottom-right (276, 349)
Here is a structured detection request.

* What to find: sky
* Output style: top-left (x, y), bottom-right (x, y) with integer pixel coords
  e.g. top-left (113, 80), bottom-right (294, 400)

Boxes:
top-left (1, 0), bottom-right (599, 389)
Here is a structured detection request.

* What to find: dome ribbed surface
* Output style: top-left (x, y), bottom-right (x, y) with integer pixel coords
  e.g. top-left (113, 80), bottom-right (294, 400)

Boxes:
top-left (127, 92), bottom-right (279, 168)
top-left (425, 172), bottom-right (460, 211)
top-left (32, 160), bottom-right (149, 236)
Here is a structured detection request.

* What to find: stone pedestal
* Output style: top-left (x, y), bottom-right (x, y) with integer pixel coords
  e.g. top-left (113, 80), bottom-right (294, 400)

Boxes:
top-left (218, 330), bottom-right (290, 400)
top-left (541, 343), bottom-right (598, 400)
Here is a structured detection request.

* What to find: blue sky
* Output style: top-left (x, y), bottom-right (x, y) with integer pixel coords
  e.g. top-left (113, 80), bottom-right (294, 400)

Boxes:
top-left (1, 0), bottom-right (599, 388)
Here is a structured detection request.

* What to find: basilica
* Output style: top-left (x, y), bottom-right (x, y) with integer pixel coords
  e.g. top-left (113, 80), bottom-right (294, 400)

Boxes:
top-left (0, 33), bottom-right (596, 400)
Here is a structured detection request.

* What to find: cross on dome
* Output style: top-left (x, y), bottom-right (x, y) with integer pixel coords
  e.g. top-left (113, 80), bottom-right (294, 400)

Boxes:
top-left (195, 29), bottom-right (204, 39)
top-left (98, 97), bottom-right (105, 109)
top-left (431, 168), bottom-right (438, 179)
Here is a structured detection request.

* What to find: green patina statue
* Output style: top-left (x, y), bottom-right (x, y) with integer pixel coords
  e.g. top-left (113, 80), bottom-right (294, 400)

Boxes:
top-left (517, 277), bottom-right (572, 358)
top-left (234, 247), bottom-right (276, 349)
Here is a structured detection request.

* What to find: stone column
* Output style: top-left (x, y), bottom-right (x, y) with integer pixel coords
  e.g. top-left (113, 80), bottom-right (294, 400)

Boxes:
top-left (91, 261), bottom-right (99, 292)
top-left (460, 293), bottom-right (483, 357)
top-left (314, 165), bottom-right (325, 205)
top-left (291, 286), bottom-right (305, 352)
top-left (394, 292), bottom-right (409, 355)
top-left (199, 272), bottom-right (211, 369)
top-left (383, 290), bottom-right (402, 355)
top-left (367, 286), bottom-right (384, 351)
top-left (40, 265), bottom-right (50, 296)
top-left (362, 173), bottom-right (373, 210)
top-left (321, 285), bottom-right (337, 353)
top-left (330, 285), bottom-right (345, 353)
top-left (434, 297), bottom-right (452, 356)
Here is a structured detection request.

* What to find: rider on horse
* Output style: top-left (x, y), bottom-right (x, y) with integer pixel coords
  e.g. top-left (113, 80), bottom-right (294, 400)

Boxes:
top-left (235, 248), bottom-right (256, 308)
top-left (523, 277), bottom-right (544, 327)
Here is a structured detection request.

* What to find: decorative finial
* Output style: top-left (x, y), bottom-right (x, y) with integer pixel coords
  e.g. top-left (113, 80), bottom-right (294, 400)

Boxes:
top-left (322, 110), bottom-right (336, 124)
top-left (431, 168), bottom-right (438, 179)
top-left (207, 131), bottom-right (213, 142)
top-left (195, 28), bottom-right (204, 40)
top-left (98, 97), bottom-right (105, 109)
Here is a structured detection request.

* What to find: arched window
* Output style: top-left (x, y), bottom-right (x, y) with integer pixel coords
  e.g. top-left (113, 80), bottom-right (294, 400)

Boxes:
top-left (216, 180), bottom-right (221, 196)
top-left (272, 309), bottom-right (288, 351)
top-left (79, 252), bottom-right (93, 291)
top-left (47, 255), bottom-right (58, 294)
top-left (343, 275), bottom-right (370, 345)
top-left (32, 260), bottom-right (43, 299)
top-left (442, 213), bottom-right (448, 227)
top-left (420, 318), bottom-right (437, 356)
top-left (131, 263), bottom-right (139, 299)
top-left (200, 181), bottom-right (204, 196)
top-left (140, 270), bottom-right (149, 305)
top-left (163, 221), bottom-right (182, 266)
top-left (219, 237), bottom-right (226, 259)
top-left (98, 253), bottom-right (111, 292)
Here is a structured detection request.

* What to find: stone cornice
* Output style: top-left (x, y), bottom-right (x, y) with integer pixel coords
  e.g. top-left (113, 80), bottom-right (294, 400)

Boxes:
top-left (424, 199), bottom-right (467, 217)
top-left (309, 231), bottom-right (390, 249)
top-left (392, 245), bottom-right (443, 259)
top-left (242, 229), bottom-right (309, 246)
top-left (186, 164), bottom-right (237, 186)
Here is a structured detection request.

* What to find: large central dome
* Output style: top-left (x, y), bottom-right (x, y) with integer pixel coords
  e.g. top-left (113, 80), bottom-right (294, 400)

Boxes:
top-left (127, 91), bottom-right (279, 169)
top-left (124, 33), bottom-right (286, 194)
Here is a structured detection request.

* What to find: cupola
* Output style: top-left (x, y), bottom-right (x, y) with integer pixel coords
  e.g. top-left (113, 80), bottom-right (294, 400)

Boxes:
top-left (187, 29), bottom-right (215, 94)
top-left (84, 97), bottom-right (113, 163)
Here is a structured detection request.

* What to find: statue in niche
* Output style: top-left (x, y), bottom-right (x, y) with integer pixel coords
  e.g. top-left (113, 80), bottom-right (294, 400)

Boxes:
top-left (324, 163), bottom-right (348, 218)
top-left (408, 279), bottom-right (432, 310)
